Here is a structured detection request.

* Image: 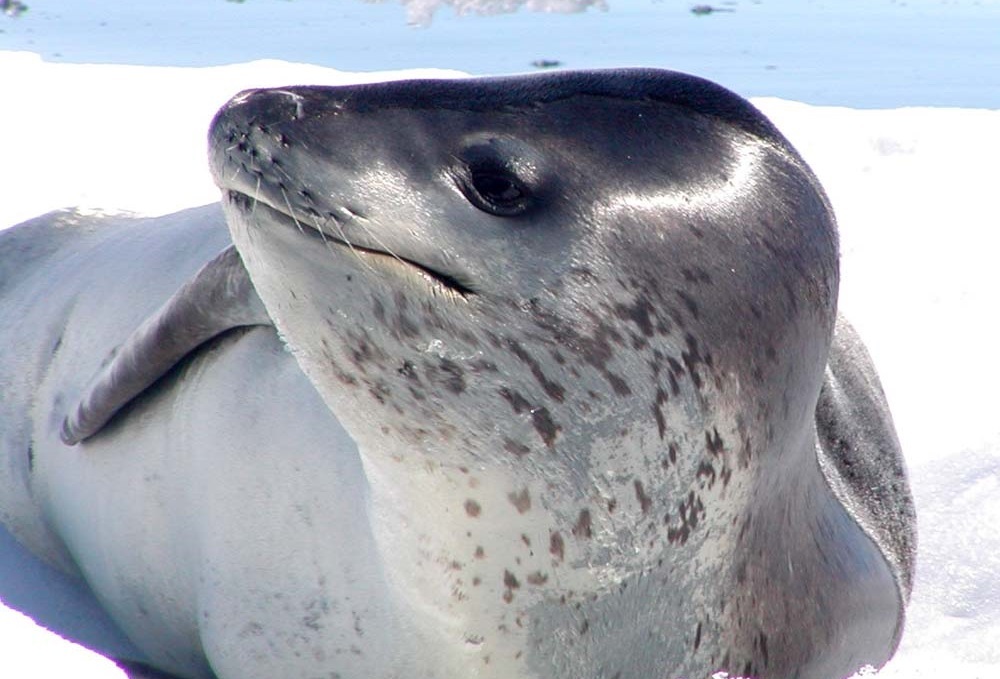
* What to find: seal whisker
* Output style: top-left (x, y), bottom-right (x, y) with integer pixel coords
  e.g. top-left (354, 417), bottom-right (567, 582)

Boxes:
top-left (251, 174), bottom-right (262, 215)
top-left (264, 165), bottom-right (372, 270)
top-left (225, 159), bottom-right (243, 183)
top-left (309, 210), bottom-right (381, 277)
top-left (352, 220), bottom-right (411, 272)
top-left (334, 213), bottom-right (471, 296)
top-left (276, 185), bottom-right (379, 277)
top-left (278, 186), bottom-right (314, 242)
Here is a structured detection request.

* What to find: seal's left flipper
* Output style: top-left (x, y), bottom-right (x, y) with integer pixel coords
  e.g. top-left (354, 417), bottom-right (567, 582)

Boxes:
top-left (61, 245), bottom-right (271, 445)
top-left (815, 315), bottom-right (917, 599)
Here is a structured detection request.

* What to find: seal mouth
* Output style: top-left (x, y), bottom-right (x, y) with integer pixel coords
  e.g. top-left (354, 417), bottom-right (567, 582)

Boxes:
top-left (225, 190), bottom-right (475, 297)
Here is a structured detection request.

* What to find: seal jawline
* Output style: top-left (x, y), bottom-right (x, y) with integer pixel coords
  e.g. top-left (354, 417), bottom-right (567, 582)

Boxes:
top-left (225, 190), bottom-right (475, 297)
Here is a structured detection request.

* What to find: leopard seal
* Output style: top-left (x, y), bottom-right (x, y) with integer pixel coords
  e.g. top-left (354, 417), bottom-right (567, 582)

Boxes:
top-left (0, 69), bottom-right (915, 679)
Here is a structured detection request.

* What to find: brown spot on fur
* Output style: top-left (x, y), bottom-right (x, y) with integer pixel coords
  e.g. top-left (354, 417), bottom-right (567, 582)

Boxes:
top-left (508, 488), bottom-right (532, 514)
top-left (706, 427), bottom-right (725, 455)
top-left (550, 531), bottom-right (565, 562)
top-left (431, 357), bottom-right (466, 395)
top-left (697, 461), bottom-right (717, 489)
top-left (505, 338), bottom-right (565, 403)
top-left (504, 438), bottom-right (531, 458)
top-left (465, 500), bottom-right (482, 518)
top-left (526, 571), bottom-right (549, 586)
top-left (634, 480), bottom-right (653, 514)
top-left (653, 387), bottom-right (668, 439)
top-left (572, 509), bottom-right (593, 539)
top-left (499, 387), bottom-right (531, 414)
top-left (531, 407), bottom-right (561, 449)
top-left (502, 570), bottom-right (521, 603)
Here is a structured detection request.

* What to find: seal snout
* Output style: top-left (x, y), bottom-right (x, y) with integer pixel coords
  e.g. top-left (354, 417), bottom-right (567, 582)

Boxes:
top-left (208, 88), bottom-right (310, 201)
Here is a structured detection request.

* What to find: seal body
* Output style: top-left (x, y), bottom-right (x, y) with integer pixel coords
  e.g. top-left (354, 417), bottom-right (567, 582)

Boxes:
top-left (0, 69), bottom-right (914, 679)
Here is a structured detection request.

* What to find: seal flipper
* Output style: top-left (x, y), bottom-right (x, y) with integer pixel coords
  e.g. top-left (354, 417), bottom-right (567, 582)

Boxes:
top-left (815, 315), bottom-right (917, 600)
top-left (61, 245), bottom-right (271, 445)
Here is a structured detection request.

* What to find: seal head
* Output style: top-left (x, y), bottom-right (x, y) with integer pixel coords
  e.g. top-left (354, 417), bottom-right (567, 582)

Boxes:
top-left (207, 70), bottom-right (900, 679)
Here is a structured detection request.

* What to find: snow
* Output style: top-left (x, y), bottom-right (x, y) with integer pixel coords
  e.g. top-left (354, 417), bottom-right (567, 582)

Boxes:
top-left (1, 1), bottom-right (998, 678)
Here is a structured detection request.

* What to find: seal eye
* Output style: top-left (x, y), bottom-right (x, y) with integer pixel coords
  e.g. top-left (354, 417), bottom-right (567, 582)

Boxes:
top-left (455, 143), bottom-right (535, 217)
top-left (467, 168), bottom-right (531, 216)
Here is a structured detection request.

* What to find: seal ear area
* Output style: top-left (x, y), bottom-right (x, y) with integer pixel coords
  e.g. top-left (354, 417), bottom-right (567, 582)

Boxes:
top-left (60, 246), bottom-right (273, 446)
top-left (449, 138), bottom-right (548, 218)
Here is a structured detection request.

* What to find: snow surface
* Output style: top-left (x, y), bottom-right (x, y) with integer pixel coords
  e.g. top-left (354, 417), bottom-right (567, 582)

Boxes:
top-left (1, 2), bottom-right (999, 678)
